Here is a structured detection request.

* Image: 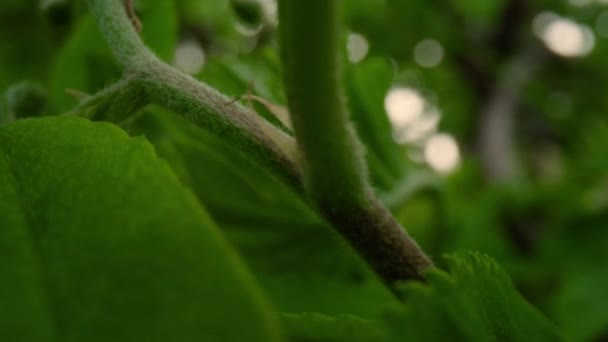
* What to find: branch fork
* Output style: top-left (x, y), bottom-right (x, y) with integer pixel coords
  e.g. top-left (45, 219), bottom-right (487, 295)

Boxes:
top-left (86, 0), bottom-right (432, 290)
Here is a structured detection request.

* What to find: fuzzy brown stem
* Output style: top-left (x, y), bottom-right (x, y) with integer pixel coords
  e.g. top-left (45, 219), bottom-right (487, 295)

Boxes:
top-left (324, 198), bottom-right (433, 285)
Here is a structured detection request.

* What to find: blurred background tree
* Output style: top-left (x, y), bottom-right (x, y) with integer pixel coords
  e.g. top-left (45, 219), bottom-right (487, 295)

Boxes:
top-left (2, 0), bottom-right (608, 340)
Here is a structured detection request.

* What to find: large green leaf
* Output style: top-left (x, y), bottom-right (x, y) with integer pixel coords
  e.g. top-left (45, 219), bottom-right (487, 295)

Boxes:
top-left (0, 116), bottom-right (283, 342)
top-left (130, 109), bottom-right (399, 317)
top-left (386, 253), bottom-right (564, 341)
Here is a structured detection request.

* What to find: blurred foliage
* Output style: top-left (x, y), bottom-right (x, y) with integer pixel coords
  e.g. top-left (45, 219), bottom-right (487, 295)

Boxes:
top-left (1, 0), bottom-right (608, 340)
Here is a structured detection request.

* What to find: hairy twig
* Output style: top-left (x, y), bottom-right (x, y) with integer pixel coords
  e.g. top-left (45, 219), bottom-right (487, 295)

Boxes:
top-left (86, 0), bottom-right (301, 189)
top-left (278, 0), bottom-right (432, 285)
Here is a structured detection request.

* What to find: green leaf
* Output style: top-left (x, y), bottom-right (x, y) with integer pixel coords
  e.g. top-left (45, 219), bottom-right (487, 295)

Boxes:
top-left (259, 253), bottom-right (563, 342)
top-left (130, 109), bottom-right (399, 317)
top-left (385, 253), bottom-right (564, 341)
top-left (0, 116), bottom-right (283, 342)
top-left (280, 312), bottom-right (387, 342)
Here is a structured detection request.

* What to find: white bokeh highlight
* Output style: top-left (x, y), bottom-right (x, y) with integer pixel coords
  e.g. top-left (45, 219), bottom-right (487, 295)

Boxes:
top-left (413, 39), bottom-right (444, 68)
top-left (533, 13), bottom-right (595, 58)
top-left (174, 40), bottom-right (206, 75)
top-left (384, 87), bottom-right (425, 128)
top-left (393, 108), bottom-right (440, 144)
top-left (347, 33), bottom-right (370, 63)
top-left (424, 133), bottom-right (460, 174)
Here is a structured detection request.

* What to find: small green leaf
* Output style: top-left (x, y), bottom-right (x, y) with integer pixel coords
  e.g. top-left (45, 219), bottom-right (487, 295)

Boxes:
top-left (0, 116), bottom-right (283, 342)
top-left (385, 253), bottom-right (564, 341)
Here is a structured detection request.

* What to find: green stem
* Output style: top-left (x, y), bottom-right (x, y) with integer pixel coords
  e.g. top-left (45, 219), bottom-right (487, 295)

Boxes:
top-left (278, 1), bottom-right (369, 209)
top-left (87, 0), bottom-right (150, 69)
top-left (86, 0), bottom-right (301, 189)
top-left (278, 0), bottom-right (432, 284)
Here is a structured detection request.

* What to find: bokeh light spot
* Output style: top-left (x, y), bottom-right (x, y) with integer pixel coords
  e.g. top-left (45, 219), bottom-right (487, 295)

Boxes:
top-left (174, 40), bottom-right (206, 75)
top-left (537, 16), bottom-right (595, 57)
top-left (424, 133), bottom-right (460, 174)
top-left (347, 33), bottom-right (370, 63)
top-left (384, 87), bottom-right (425, 129)
top-left (413, 39), bottom-right (444, 68)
